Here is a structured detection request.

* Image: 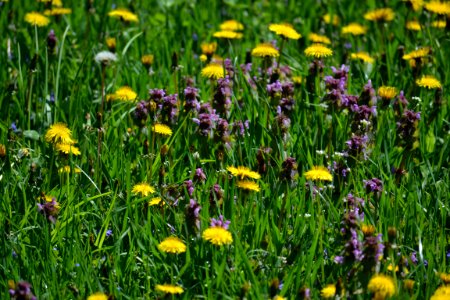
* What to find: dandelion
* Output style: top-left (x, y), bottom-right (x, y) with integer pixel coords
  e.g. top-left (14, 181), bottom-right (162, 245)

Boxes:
top-left (158, 237), bottom-right (187, 254)
top-left (236, 180), bottom-right (260, 192)
top-left (406, 20), bottom-right (421, 31)
top-left (155, 284), bottom-right (184, 294)
top-left (44, 8), bottom-right (72, 16)
top-left (364, 8), bottom-right (395, 22)
top-left (220, 20), bottom-right (244, 31)
top-left (149, 197), bottom-right (163, 206)
top-left (304, 44), bottom-right (333, 58)
top-left (94, 50), bottom-right (117, 65)
top-left (350, 52), bottom-right (375, 64)
top-left (416, 75), bottom-right (442, 89)
top-left (87, 292), bottom-right (108, 300)
top-left (201, 42), bottom-right (217, 55)
top-left (323, 13), bottom-right (340, 26)
top-left (320, 284), bottom-right (336, 298)
top-left (201, 63), bottom-right (225, 79)
top-left (432, 20), bottom-right (446, 28)
top-left (213, 30), bottom-right (243, 39)
top-left (424, 1), bottom-right (450, 14)
top-left (341, 23), bottom-right (367, 35)
top-left (132, 183), bottom-right (155, 197)
top-left (269, 23), bottom-right (301, 40)
top-left (24, 12), bottom-right (50, 27)
top-left (58, 166), bottom-right (82, 174)
top-left (105, 37), bottom-right (116, 51)
top-left (378, 86), bottom-right (398, 99)
top-left (110, 86), bottom-right (137, 102)
top-left (108, 8), bottom-right (139, 22)
top-left (141, 54), bottom-right (154, 67)
top-left (431, 285), bottom-right (450, 300)
top-left (367, 274), bottom-right (396, 299)
top-left (202, 217), bottom-right (233, 246)
top-left (308, 33), bottom-right (331, 44)
top-left (304, 166), bottom-right (333, 181)
top-left (152, 123), bottom-right (173, 136)
top-left (403, 0), bottom-right (424, 11)
top-left (45, 123), bottom-right (75, 144)
top-left (402, 47), bottom-right (431, 60)
top-left (361, 224), bottom-right (376, 236)
top-left (227, 166), bottom-right (261, 179)
top-left (55, 143), bottom-right (81, 156)
top-left (251, 43), bottom-right (280, 58)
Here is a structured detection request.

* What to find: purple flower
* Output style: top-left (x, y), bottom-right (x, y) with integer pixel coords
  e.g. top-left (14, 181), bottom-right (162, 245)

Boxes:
top-left (186, 199), bottom-right (202, 230)
top-left (213, 76), bottom-right (232, 116)
top-left (360, 80), bottom-right (377, 106)
top-left (224, 58), bottom-right (234, 77)
top-left (232, 120), bottom-right (249, 136)
top-left (280, 157), bottom-right (298, 182)
top-left (47, 29), bottom-right (57, 52)
top-left (9, 281), bottom-right (37, 300)
top-left (37, 198), bottom-right (59, 223)
top-left (334, 255), bottom-right (344, 264)
top-left (193, 110), bottom-right (220, 138)
top-left (210, 215), bottom-right (230, 229)
top-left (184, 180), bottom-right (194, 196)
top-left (345, 134), bottom-right (369, 158)
top-left (210, 184), bottom-right (224, 205)
top-left (363, 178), bottom-right (383, 193)
top-left (160, 94), bottom-right (178, 123)
top-left (149, 88), bottom-right (166, 102)
top-left (194, 168), bottom-right (206, 183)
top-left (410, 252), bottom-right (418, 264)
top-left (184, 86), bottom-right (200, 112)
top-left (267, 81), bottom-right (283, 98)
top-left (133, 100), bottom-right (149, 126)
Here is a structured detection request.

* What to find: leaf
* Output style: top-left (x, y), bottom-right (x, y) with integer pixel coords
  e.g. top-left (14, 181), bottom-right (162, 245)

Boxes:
top-left (23, 130), bottom-right (40, 141)
top-left (426, 129), bottom-right (436, 153)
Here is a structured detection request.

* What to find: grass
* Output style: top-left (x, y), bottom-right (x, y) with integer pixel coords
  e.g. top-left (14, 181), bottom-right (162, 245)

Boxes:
top-left (0, 0), bottom-right (449, 299)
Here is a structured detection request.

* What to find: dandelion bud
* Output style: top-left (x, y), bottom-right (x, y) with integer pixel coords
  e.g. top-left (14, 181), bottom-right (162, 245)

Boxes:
top-left (160, 144), bottom-right (169, 157)
top-left (106, 37), bottom-right (116, 52)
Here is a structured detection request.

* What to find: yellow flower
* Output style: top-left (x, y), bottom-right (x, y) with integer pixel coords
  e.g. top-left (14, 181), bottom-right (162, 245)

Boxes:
top-left (304, 166), bottom-right (333, 181)
top-left (403, 0), bottom-right (424, 11)
top-left (361, 224), bottom-right (376, 236)
top-left (200, 54), bottom-right (207, 62)
top-left (403, 279), bottom-right (415, 291)
top-left (350, 52), bottom-right (375, 64)
top-left (304, 44), bottom-right (333, 58)
top-left (292, 76), bottom-right (303, 85)
top-left (106, 37), bottom-right (116, 50)
top-left (58, 166), bottom-right (81, 174)
top-left (251, 43), bottom-right (280, 58)
top-left (201, 42), bottom-right (217, 55)
top-left (402, 47), bottom-right (431, 60)
top-left (320, 284), bottom-right (336, 298)
top-left (52, 0), bottom-right (63, 6)
top-left (149, 197), bottom-right (164, 206)
top-left (45, 123), bottom-right (75, 144)
top-left (378, 86), bottom-right (398, 99)
top-left (152, 124), bottom-right (173, 136)
top-left (109, 86), bottom-right (137, 102)
top-left (341, 23), bottom-right (367, 35)
top-left (439, 273), bottom-right (450, 284)
top-left (269, 23), bottom-right (301, 40)
top-left (323, 13), bottom-right (340, 26)
top-left (55, 143), bottom-right (81, 156)
top-left (236, 180), bottom-right (260, 192)
top-left (213, 30), bottom-right (243, 39)
top-left (364, 8), bottom-right (395, 22)
top-left (108, 8), bottom-right (139, 22)
top-left (44, 8), bottom-right (72, 16)
top-left (425, 1), bottom-right (450, 14)
top-left (158, 237), bottom-right (187, 254)
top-left (416, 75), bottom-right (442, 89)
top-left (202, 226), bottom-right (233, 246)
top-left (406, 20), bottom-right (421, 31)
top-left (132, 183), bottom-right (155, 197)
top-left (432, 20), bottom-right (446, 28)
top-left (273, 296), bottom-right (286, 300)
top-left (431, 285), bottom-right (450, 300)
top-left (155, 284), bottom-right (184, 294)
top-left (220, 20), bottom-right (244, 31)
top-left (367, 274), bottom-right (396, 299)
top-left (227, 166), bottom-right (261, 179)
top-left (141, 54), bottom-right (154, 66)
top-left (201, 63), bottom-right (225, 79)
top-left (25, 12), bottom-right (50, 27)
top-left (87, 292), bottom-right (108, 300)
top-left (308, 33), bottom-right (331, 44)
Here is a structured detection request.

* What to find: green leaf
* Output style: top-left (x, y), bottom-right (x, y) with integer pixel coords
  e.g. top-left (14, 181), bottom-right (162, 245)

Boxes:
top-left (426, 129), bottom-right (436, 153)
top-left (23, 130), bottom-right (40, 140)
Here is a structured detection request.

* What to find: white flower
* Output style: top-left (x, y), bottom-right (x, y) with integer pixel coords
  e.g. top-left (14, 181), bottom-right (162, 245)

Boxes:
top-left (95, 51), bottom-right (117, 64)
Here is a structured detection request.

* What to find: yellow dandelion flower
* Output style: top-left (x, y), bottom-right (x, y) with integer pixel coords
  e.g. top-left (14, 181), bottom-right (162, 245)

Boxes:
top-left (201, 63), bottom-right (225, 79)
top-left (149, 197), bottom-right (163, 206)
top-left (323, 13), bottom-right (340, 26)
top-left (367, 274), bottom-right (396, 299)
top-left (141, 54), bottom-right (154, 66)
top-left (111, 86), bottom-right (137, 102)
top-left (58, 166), bottom-right (81, 174)
top-left (202, 226), bottom-right (233, 246)
top-left (87, 293), bottom-right (108, 300)
top-left (108, 8), bottom-right (139, 22)
top-left (152, 124), bottom-right (173, 136)
top-left (403, 279), bottom-right (415, 291)
top-left (220, 20), bottom-right (244, 31)
top-left (52, 0), bottom-right (63, 6)
top-left (155, 284), bottom-right (184, 294)
top-left (45, 123), bottom-right (75, 144)
top-left (406, 20), bottom-right (421, 31)
top-left (432, 20), bottom-right (446, 28)
top-left (416, 75), bottom-right (442, 89)
top-left (403, 0), bottom-right (424, 11)
top-left (227, 166), bottom-right (261, 179)
top-left (320, 284), bottom-right (336, 299)
top-left (200, 54), bottom-right (208, 62)
top-left (55, 143), bottom-right (81, 156)
top-left (213, 30), bottom-right (243, 39)
top-left (201, 42), bottom-right (217, 55)
top-left (431, 285), bottom-right (450, 300)
top-left (158, 237), bottom-right (187, 254)
top-left (439, 273), bottom-right (450, 284)
top-left (304, 166), bottom-right (333, 181)
top-left (269, 23), bottom-right (302, 40)
top-left (387, 264), bottom-right (399, 272)
top-left (425, 1), bottom-right (450, 14)
top-left (402, 47), bottom-right (431, 60)
top-left (293, 76), bottom-right (303, 85)
top-left (25, 12), bottom-right (50, 27)
top-left (304, 44), bottom-right (333, 58)
top-left (44, 8), bottom-right (72, 16)
top-left (106, 37), bottom-right (116, 50)
top-left (273, 296), bottom-right (286, 300)
top-left (378, 86), bottom-right (398, 99)
top-left (341, 23), bottom-right (367, 35)
top-left (350, 52), bottom-right (375, 64)
top-left (132, 183), bottom-right (155, 197)
top-left (251, 43), bottom-right (280, 58)
top-left (361, 224), bottom-right (376, 236)
top-left (236, 180), bottom-right (260, 192)
top-left (308, 33), bottom-right (331, 44)
top-left (364, 8), bottom-right (395, 22)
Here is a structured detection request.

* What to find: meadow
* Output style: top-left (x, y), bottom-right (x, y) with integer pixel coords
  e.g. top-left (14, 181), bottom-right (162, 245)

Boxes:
top-left (0, 0), bottom-right (449, 299)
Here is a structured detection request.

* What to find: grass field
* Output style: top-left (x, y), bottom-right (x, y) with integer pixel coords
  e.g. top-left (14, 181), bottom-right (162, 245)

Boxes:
top-left (0, 0), bottom-right (449, 299)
